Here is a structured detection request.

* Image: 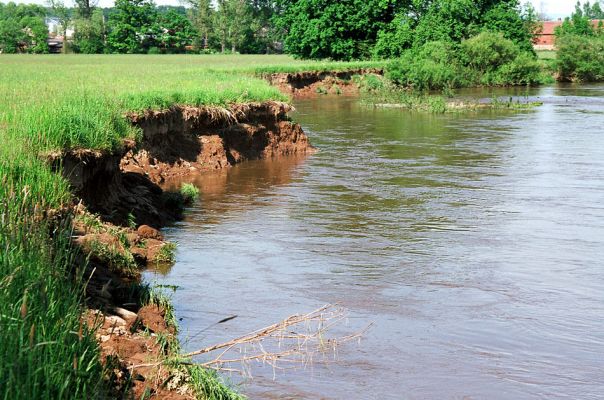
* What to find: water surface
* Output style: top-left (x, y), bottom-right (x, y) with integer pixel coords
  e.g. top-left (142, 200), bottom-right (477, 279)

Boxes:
top-left (145, 85), bottom-right (604, 399)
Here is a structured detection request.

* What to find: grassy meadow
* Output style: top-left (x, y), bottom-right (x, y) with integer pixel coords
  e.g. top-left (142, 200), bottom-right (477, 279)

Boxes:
top-left (0, 54), bottom-right (382, 399)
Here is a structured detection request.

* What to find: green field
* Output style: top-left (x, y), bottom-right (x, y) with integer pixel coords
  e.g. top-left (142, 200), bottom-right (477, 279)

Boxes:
top-left (0, 54), bottom-right (383, 399)
top-left (0, 54), bottom-right (383, 151)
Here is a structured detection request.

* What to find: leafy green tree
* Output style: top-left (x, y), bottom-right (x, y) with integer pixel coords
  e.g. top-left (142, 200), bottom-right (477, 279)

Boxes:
top-left (556, 2), bottom-right (604, 37)
top-left (581, 1), bottom-right (604, 19)
top-left (213, 0), bottom-right (230, 52)
top-left (461, 31), bottom-right (519, 73)
top-left (374, 0), bottom-right (536, 58)
top-left (73, 8), bottom-right (105, 53)
top-left (75, 0), bottom-right (95, 18)
top-left (185, 0), bottom-right (213, 49)
top-left (483, 1), bottom-right (537, 52)
top-left (157, 9), bottom-right (196, 52)
top-left (228, 0), bottom-right (253, 52)
top-left (21, 15), bottom-right (49, 53)
top-left (556, 34), bottom-right (604, 81)
top-left (0, 17), bottom-right (25, 53)
top-left (273, 0), bottom-right (400, 60)
top-left (107, 0), bottom-right (158, 53)
top-left (212, 0), bottom-right (255, 53)
top-left (0, 2), bottom-right (49, 53)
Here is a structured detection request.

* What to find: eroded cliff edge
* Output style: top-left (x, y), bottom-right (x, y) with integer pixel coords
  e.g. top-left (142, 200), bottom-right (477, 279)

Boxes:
top-left (46, 101), bottom-right (313, 398)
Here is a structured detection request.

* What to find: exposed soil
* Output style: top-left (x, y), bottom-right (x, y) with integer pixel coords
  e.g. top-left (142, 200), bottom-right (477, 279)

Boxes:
top-left (122, 101), bottom-right (313, 185)
top-left (50, 101), bottom-right (314, 229)
top-left (48, 101), bottom-right (314, 398)
top-left (266, 69), bottom-right (383, 98)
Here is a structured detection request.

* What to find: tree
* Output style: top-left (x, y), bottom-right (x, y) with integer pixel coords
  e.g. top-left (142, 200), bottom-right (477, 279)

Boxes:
top-left (157, 9), bottom-right (196, 52)
top-left (213, 0), bottom-right (229, 52)
top-left (374, 0), bottom-right (536, 59)
top-left (0, 17), bottom-right (25, 53)
top-left (107, 0), bottom-right (158, 53)
top-left (273, 0), bottom-right (399, 60)
top-left (227, 0), bottom-right (254, 53)
top-left (73, 8), bottom-right (105, 53)
top-left (21, 15), bottom-right (50, 53)
top-left (75, 0), bottom-right (96, 18)
top-left (483, 1), bottom-right (538, 52)
top-left (0, 3), bottom-right (49, 53)
top-left (582, 1), bottom-right (604, 19)
top-left (185, 0), bottom-right (212, 50)
top-left (556, 2), bottom-right (601, 37)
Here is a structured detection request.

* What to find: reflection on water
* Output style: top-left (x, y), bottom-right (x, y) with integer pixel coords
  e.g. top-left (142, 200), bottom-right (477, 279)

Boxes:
top-left (145, 85), bottom-right (604, 400)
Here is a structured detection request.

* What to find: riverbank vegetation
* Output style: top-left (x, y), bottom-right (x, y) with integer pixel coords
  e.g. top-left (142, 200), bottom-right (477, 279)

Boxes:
top-left (553, 2), bottom-right (604, 82)
top-left (0, 54), bottom-right (385, 398)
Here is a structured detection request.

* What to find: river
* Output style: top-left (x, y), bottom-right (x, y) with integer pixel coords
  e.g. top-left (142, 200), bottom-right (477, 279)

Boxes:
top-left (144, 85), bottom-right (604, 399)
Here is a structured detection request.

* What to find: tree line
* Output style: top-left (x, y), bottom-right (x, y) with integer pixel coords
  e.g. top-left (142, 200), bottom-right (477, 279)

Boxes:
top-left (0, 0), bottom-right (279, 54)
top-left (1, 0), bottom-right (603, 58)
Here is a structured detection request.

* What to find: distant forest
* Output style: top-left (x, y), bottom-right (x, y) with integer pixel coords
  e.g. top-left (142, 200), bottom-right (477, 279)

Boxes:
top-left (0, 0), bottom-right (603, 58)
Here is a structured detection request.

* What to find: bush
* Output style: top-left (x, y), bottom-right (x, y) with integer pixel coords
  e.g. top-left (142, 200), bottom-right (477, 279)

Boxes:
top-left (385, 32), bottom-right (546, 90)
top-left (386, 41), bottom-right (468, 90)
top-left (493, 53), bottom-right (544, 85)
top-left (460, 31), bottom-right (519, 73)
top-left (556, 34), bottom-right (604, 82)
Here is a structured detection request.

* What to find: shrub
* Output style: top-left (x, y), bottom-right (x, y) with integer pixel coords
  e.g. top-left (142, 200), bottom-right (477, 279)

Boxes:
top-left (556, 34), bottom-right (604, 82)
top-left (385, 32), bottom-right (546, 90)
top-left (460, 31), bottom-right (519, 73)
top-left (386, 41), bottom-right (468, 90)
top-left (491, 53), bottom-right (544, 85)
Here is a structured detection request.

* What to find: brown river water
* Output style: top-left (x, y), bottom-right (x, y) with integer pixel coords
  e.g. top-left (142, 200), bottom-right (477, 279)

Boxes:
top-left (145, 85), bottom-right (604, 399)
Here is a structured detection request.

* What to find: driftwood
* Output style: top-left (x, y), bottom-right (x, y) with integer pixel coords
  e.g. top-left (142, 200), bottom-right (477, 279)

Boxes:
top-left (129, 304), bottom-right (371, 377)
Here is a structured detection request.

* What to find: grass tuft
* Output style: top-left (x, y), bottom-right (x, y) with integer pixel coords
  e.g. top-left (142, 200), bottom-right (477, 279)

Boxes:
top-left (180, 183), bottom-right (200, 205)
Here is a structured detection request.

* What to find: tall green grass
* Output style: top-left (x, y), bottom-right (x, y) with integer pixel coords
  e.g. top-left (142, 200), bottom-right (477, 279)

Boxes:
top-left (0, 149), bottom-right (105, 399)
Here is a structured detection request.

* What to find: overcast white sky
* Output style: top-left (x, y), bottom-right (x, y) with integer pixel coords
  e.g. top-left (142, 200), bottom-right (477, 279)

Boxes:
top-left (5, 0), bottom-right (590, 19)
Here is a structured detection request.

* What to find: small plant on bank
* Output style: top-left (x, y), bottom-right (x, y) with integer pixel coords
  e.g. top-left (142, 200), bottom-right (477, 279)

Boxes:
top-left (180, 183), bottom-right (199, 205)
top-left (127, 212), bottom-right (137, 229)
top-left (154, 242), bottom-right (177, 264)
top-left (88, 239), bottom-right (138, 277)
top-left (315, 85), bottom-right (328, 94)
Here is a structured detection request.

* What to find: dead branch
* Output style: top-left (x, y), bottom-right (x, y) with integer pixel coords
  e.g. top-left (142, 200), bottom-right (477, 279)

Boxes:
top-left (128, 304), bottom-right (371, 378)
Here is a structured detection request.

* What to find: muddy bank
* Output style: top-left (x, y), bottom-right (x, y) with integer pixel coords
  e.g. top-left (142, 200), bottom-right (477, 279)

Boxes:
top-left (51, 101), bottom-right (313, 229)
top-left (265, 69), bottom-right (383, 97)
top-left (48, 101), bottom-right (314, 398)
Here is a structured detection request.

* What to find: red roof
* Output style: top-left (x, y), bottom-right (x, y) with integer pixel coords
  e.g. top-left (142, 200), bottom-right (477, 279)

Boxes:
top-left (540, 20), bottom-right (602, 35)
top-left (541, 21), bottom-right (562, 35)
top-left (535, 20), bottom-right (603, 46)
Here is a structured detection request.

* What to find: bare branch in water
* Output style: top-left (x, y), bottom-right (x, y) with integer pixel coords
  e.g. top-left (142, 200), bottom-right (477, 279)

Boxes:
top-left (128, 304), bottom-right (371, 378)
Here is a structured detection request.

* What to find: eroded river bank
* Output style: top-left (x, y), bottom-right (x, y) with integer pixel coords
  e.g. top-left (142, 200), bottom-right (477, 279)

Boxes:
top-left (146, 85), bottom-right (604, 399)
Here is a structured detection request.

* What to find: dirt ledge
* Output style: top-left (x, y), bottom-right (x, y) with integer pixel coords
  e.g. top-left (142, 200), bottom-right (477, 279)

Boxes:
top-left (49, 101), bottom-right (314, 398)
top-left (265, 68), bottom-right (383, 98)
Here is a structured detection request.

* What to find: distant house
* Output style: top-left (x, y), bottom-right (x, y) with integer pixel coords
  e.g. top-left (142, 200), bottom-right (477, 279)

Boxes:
top-left (534, 20), bottom-right (603, 50)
